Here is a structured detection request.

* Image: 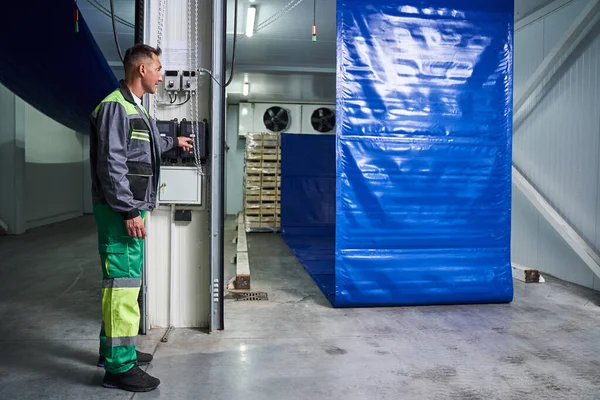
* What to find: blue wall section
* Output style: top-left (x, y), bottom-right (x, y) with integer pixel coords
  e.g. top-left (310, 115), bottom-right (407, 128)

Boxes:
top-left (281, 133), bottom-right (337, 302)
top-left (334, 0), bottom-right (514, 306)
top-left (0, 2), bottom-right (118, 133)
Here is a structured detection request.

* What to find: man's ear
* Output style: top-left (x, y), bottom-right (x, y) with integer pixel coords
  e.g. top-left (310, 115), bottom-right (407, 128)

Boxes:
top-left (139, 63), bottom-right (146, 77)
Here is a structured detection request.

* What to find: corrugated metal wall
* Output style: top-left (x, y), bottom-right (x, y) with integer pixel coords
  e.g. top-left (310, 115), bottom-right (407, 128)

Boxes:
top-left (512, 0), bottom-right (600, 289)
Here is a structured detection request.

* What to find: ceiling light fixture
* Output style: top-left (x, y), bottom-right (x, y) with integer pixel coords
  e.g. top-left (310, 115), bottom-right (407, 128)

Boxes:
top-left (243, 82), bottom-right (250, 96)
top-left (246, 6), bottom-right (256, 37)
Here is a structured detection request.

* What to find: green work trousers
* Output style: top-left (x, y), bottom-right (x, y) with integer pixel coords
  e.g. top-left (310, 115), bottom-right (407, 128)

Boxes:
top-left (93, 204), bottom-right (146, 374)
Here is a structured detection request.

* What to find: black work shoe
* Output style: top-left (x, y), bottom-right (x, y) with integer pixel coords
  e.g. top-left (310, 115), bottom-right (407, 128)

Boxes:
top-left (97, 350), bottom-right (153, 367)
top-left (136, 350), bottom-right (153, 364)
top-left (102, 365), bottom-right (160, 392)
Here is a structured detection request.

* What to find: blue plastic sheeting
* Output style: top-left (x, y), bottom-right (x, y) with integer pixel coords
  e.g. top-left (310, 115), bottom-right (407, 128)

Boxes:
top-left (281, 134), bottom-right (336, 301)
top-left (280, 134), bottom-right (336, 238)
top-left (334, 0), bottom-right (514, 306)
top-left (282, 236), bottom-right (336, 303)
top-left (0, 2), bottom-right (118, 133)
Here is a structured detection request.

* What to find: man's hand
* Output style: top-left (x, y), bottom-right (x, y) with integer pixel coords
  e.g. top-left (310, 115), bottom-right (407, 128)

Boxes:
top-left (125, 216), bottom-right (146, 239)
top-left (177, 136), bottom-right (193, 152)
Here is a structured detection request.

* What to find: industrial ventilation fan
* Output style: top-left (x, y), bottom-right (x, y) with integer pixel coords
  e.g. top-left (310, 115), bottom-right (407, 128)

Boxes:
top-left (263, 106), bottom-right (291, 133)
top-left (311, 107), bottom-right (336, 133)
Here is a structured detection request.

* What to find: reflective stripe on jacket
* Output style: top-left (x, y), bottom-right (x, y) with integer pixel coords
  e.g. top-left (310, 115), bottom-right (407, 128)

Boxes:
top-left (89, 80), bottom-right (174, 219)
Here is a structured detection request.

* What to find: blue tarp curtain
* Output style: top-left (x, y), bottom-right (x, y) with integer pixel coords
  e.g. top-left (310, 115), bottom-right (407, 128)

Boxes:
top-left (282, 0), bottom-right (514, 307)
top-left (0, 2), bottom-right (118, 133)
top-left (281, 134), bottom-right (337, 302)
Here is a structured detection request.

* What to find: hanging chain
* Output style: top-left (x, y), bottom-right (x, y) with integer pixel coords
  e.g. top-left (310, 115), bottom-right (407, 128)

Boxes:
top-left (154, 0), bottom-right (167, 119)
top-left (193, 0), bottom-right (205, 176)
top-left (187, 0), bottom-right (195, 141)
top-left (191, 0), bottom-right (198, 172)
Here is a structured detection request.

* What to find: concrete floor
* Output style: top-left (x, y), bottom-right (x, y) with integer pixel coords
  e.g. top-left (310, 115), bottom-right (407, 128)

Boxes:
top-left (1, 216), bottom-right (600, 399)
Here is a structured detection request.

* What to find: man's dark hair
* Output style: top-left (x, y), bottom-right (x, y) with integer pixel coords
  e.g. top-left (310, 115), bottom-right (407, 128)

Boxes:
top-left (123, 44), bottom-right (162, 76)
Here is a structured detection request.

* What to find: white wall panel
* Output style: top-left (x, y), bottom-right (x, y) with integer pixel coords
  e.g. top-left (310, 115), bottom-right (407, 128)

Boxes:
top-left (512, 182), bottom-right (600, 289)
top-left (225, 105), bottom-right (245, 215)
top-left (597, 153), bottom-right (600, 252)
top-left (24, 103), bottom-right (83, 229)
top-left (511, 184), bottom-right (540, 269)
top-left (514, 22), bottom-right (600, 248)
top-left (514, 20), bottom-right (544, 99)
top-left (542, 0), bottom-right (589, 55)
top-left (0, 84), bottom-right (25, 234)
top-left (512, 0), bottom-right (600, 289)
top-left (146, 207), bottom-right (210, 328)
top-left (0, 84), bottom-right (83, 233)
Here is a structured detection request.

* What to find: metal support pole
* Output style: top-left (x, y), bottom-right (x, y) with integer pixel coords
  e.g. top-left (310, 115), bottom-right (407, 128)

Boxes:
top-left (134, 0), bottom-right (145, 44)
top-left (139, 0), bottom-right (152, 335)
top-left (210, 0), bottom-right (226, 332)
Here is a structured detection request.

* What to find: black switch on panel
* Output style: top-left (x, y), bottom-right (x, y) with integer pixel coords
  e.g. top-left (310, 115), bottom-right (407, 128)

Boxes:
top-left (180, 119), bottom-right (208, 164)
top-left (174, 210), bottom-right (192, 222)
top-left (157, 119), bottom-right (179, 163)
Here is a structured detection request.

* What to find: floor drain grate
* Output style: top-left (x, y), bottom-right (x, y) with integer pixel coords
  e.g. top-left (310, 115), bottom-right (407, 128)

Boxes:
top-left (232, 292), bottom-right (269, 301)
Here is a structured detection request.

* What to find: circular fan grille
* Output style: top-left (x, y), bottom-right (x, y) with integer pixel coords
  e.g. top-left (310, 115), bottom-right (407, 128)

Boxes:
top-left (310, 107), bottom-right (335, 133)
top-left (263, 106), bottom-right (291, 132)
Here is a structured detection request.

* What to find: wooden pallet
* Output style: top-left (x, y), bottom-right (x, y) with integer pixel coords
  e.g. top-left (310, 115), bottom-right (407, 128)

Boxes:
top-left (246, 152), bottom-right (281, 161)
top-left (244, 132), bottom-right (282, 231)
top-left (245, 194), bottom-right (280, 203)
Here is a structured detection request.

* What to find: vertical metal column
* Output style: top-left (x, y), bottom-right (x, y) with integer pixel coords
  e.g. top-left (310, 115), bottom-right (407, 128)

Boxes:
top-left (139, 0), bottom-right (152, 335)
top-left (210, 0), bottom-right (226, 331)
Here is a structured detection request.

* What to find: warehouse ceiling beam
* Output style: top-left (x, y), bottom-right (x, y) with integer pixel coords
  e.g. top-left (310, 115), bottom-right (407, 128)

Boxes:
top-left (513, 0), bottom-right (600, 120)
top-left (512, 167), bottom-right (600, 279)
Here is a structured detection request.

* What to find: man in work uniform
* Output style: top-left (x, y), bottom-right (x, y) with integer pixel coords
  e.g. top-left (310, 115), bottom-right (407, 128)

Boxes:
top-left (89, 44), bottom-right (193, 392)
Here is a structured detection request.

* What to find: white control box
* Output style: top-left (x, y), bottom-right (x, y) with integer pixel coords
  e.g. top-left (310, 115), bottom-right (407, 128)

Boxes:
top-left (181, 70), bottom-right (198, 92)
top-left (158, 166), bottom-right (203, 205)
top-left (164, 70), bottom-right (181, 92)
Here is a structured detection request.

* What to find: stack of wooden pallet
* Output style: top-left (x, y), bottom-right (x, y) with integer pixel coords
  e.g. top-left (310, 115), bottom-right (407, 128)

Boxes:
top-left (244, 132), bottom-right (281, 232)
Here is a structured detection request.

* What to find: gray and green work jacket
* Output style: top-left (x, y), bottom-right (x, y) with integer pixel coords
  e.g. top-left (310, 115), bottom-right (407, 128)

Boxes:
top-left (90, 80), bottom-right (174, 219)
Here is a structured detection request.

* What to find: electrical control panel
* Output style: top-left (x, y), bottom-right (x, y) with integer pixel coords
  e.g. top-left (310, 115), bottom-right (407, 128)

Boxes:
top-left (181, 71), bottom-right (198, 92)
top-left (156, 119), bottom-right (179, 162)
top-left (156, 119), bottom-right (209, 165)
top-left (162, 70), bottom-right (198, 94)
top-left (164, 70), bottom-right (181, 91)
top-left (179, 119), bottom-right (208, 163)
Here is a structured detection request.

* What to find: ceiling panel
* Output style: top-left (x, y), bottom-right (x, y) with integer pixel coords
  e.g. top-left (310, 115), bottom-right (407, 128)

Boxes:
top-left (515, 0), bottom-right (557, 20)
top-left (78, 0), bottom-right (135, 65)
top-left (227, 0), bottom-right (336, 40)
top-left (79, 0), bottom-right (135, 35)
top-left (80, 0), bottom-right (563, 103)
